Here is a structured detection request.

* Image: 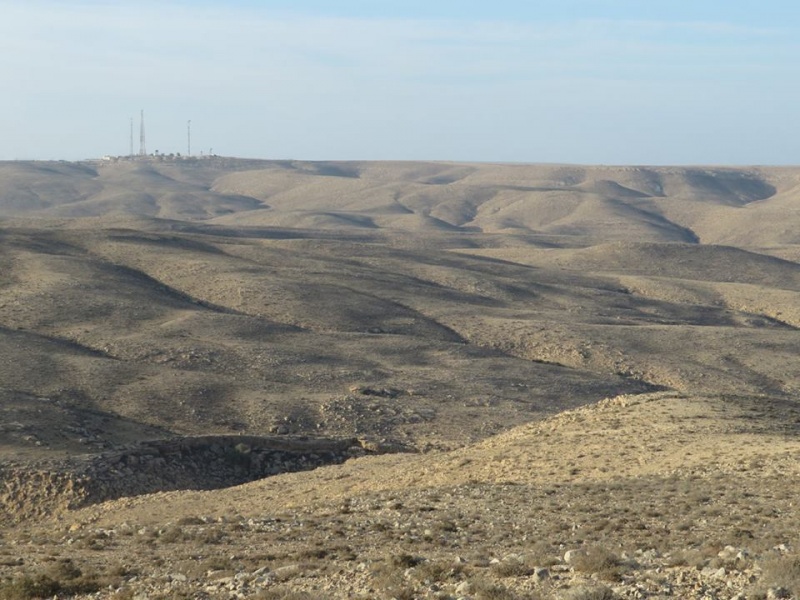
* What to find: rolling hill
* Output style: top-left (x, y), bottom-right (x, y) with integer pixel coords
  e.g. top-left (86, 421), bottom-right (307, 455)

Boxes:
top-left (1, 157), bottom-right (800, 599)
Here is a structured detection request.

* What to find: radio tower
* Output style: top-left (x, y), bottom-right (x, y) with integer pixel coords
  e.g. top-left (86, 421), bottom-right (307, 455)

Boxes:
top-left (139, 110), bottom-right (147, 156)
top-left (129, 118), bottom-right (134, 157)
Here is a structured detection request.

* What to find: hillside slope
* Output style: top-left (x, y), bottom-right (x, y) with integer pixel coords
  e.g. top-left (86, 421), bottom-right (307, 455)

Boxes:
top-left (2, 158), bottom-right (800, 599)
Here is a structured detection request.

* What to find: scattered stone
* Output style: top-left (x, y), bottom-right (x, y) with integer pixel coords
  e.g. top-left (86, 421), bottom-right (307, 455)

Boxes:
top-left (533, 567), bottom-right (550, 583)
top-left (454, 581), bottom-right (472, 595)
top-left (736, 550), bottom-right (750, 561)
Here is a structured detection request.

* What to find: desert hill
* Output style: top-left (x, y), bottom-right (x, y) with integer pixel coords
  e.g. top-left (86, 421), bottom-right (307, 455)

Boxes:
top-left (2, 158), bottom-right (800, 598)
top-left (9, 391), bottom-right (800, 599)
top-left (0, 158), bottom-right (799, 458)
top-left (0, 222), bottom-right (663, 463)
top-left (2, 160), bottom-right (800, 245)
top-left (67, 390), bottom-right (800, 523)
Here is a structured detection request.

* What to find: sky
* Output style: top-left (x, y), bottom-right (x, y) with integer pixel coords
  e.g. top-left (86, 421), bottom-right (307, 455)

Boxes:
top-left (1, 1), bottom-right (799, 164)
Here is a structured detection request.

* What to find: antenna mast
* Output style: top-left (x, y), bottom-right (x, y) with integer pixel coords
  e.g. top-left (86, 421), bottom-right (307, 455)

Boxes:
top-left (139, 110), bottom-right (147, 156)
top-left (129, 118), bottom-right (134, 157)
top-left (187, 120), bottom-right (191, 157)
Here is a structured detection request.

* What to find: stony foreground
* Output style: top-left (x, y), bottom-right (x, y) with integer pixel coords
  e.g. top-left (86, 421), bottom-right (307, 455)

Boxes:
top-left (3, 392), bottom-right (800, 599)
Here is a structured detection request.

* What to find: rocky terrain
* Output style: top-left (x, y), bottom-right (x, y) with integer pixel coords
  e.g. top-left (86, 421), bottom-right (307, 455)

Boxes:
top-left (1, 158), bottom-right (800, 598)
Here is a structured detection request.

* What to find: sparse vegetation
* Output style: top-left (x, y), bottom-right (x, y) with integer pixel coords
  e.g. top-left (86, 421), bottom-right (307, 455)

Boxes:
top-left (470, 578), bottom-right (526, 600)
top-left (571, 546), bottom-right (626, 581)
top-left (756, 554), bottom-right (800, 596)
top-left (253, 592), bottom-right (328, 600)
top-left (0, 560), bottom-right (109, 599)
top-left (558, 585), bottom-right (617, 600)
top-left (2, 160), bottom-right (800, 599)
top-left (491, 559), bottom-right (533, 578)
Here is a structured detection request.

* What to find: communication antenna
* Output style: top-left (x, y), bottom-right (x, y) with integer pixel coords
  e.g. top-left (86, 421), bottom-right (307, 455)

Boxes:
top-left (187, 120), bottom-right (191, 157)
top-left (139, 110), bottom-right (147, 156)
top-left (129, 118), bottom-right (134, 157)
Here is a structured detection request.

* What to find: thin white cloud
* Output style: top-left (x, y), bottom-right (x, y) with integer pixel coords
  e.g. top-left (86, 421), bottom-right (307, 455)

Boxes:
top-left (4, 4), bottom-right (791, 81)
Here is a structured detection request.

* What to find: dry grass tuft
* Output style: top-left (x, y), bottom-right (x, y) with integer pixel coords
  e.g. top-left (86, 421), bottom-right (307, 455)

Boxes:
top-left (756, 554), bottom-right (800, 595)
top-left (558, 584), bottom-right (618, 600)
top-left (571, 546), bottom-right (626, 581)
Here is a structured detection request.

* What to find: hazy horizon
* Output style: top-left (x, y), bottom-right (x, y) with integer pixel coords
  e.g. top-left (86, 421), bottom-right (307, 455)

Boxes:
top-left (2, 1), bottom-right (798, 165)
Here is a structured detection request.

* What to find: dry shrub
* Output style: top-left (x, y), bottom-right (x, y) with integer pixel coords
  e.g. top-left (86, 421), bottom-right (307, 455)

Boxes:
top-left (592, 587), bottom-right (618, 600)
top-left (491, 559), bottom-right (533, 578)
top-left (370, 555), bottom-right (419, 600)
top-left (195, 527), bottom-right (226, 545)
top-left (254, 591), bottom-right (328, 600)
top-left (559, 584), bottom-right (617, 600)
top-left (665, 549), bottom-right (706, 569)
top-left (389, 553), bottom-right (422, 569)
top-left (0, 575), bottom-right (62, 600)
top-left (571, 546), bottom-right (625, 581)
top-left (414, 559), bottom-right (465, 583)
top-left (156, 525), bottom-right (185, 543)
top-left (0, 560), bottom-right (104, 600)
top-left (759, 554), bottom-right (800, 594)
top-left (527, 541), bottom-right (561, 567)
top-left (471, 579), bottom-right (514, 600)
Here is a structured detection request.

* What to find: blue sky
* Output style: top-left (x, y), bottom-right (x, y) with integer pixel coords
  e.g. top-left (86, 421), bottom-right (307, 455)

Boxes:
top-left (1, 1), bottom-right (798, 164)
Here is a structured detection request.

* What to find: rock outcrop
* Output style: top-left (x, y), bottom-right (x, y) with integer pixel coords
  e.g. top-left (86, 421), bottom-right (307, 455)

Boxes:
top-left (0, 435), bottom-right (396, 522)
